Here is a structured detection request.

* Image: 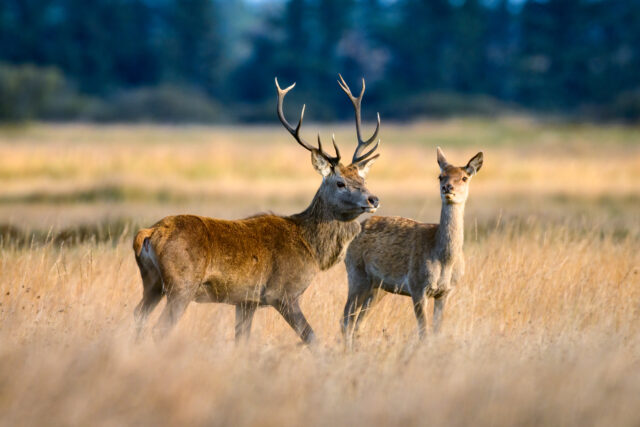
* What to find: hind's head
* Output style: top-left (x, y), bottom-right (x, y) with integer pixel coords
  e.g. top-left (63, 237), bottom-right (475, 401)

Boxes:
top-left (436, 147), bottom-right (483, 205)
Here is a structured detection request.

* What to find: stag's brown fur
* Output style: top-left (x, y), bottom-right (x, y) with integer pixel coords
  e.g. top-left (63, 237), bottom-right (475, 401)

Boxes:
top-left (342, 148), bottom-right (483, 346)
top-left (133, 78), bottom-right (380, 344)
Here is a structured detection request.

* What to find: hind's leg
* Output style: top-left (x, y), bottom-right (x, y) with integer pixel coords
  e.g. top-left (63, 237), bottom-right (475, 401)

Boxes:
top-left (353, 287), bottom-right (386, 337)
top-left (133, 260), bottom-right (164, 340)
top-left (411, 292), bottom-right (427, 340)
top-left (433, 292), bottom-right (449, 334)
top-left (342, 267), bottom-right (374, 349)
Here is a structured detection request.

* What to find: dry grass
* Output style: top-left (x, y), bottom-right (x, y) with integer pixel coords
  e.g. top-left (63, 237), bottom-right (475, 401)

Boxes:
top-left (1, 120), bottom-right (639, 426)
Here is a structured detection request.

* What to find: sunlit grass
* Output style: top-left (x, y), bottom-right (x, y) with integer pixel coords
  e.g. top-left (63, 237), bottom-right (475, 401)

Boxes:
top-left (0, 120), bottom-right (639, 426)
top-left (1, 222), bottom-right (638, 426)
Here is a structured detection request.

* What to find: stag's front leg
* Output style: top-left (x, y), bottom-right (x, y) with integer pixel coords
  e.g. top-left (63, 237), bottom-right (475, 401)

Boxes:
top-left (275, 299), bottom-right (316, 345)
top-left (235, 301), bottom-right (258, 343)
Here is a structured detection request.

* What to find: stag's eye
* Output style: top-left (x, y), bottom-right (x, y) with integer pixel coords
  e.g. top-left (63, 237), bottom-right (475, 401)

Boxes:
top-left (462, 176), bottom-right (468, 182)
top-left (336, 181), bottom-right (346, 188)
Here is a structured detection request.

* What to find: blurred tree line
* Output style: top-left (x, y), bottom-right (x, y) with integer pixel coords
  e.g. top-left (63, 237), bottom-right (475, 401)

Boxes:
top-left (1, 0), bottom-right (639, 122)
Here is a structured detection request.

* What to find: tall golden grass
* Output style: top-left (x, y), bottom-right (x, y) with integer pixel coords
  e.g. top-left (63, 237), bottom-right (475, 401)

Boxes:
top-left (1, 121), bottom-right (639, 426)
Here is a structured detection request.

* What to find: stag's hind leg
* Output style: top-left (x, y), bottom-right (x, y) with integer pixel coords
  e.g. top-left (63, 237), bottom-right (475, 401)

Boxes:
top-left (133, 258), bottom-right (164, 340)
top-left (152, 287), bottom-right (192, 341)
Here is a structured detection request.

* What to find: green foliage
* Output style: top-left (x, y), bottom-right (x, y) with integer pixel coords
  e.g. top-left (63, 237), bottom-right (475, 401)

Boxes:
top-left (601, 90), bottom-right (640, 122)
top-left (93, 85), bottom-right (226, 123)
top-left (384, 92), bottom-right (511, 119)
top-left (0, 64), bottom-right (76, 121)
top-left (0, 0), bottom-right (639, 122)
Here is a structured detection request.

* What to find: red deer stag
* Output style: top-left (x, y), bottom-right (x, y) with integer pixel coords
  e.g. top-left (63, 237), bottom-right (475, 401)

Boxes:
top-left (133, 75), bottom-right (381, 344)
top-left (342, 147), bottom-right (483, 347)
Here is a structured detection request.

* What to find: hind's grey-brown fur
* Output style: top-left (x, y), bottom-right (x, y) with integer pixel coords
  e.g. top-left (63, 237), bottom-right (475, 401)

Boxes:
top-left (342, 147), bottom-right (483, 347)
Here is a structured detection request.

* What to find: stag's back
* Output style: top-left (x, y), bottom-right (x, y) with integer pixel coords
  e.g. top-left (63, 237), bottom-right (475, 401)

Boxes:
top-left (134, 214), bottom-right (319, 304)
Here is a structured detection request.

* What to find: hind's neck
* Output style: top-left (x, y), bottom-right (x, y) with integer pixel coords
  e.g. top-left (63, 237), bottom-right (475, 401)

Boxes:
top-left (435, 201), bottom-right (465, 262)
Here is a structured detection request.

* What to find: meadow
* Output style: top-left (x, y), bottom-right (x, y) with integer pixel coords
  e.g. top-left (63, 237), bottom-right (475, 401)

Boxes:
top-left (1, 118), bottom-right (639, 426)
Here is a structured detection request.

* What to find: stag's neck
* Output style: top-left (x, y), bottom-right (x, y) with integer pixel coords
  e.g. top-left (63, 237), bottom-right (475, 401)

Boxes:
top-left (290, 192), bottom-right (360, 271)
top-left (435, 201), bottom-right (465, 262)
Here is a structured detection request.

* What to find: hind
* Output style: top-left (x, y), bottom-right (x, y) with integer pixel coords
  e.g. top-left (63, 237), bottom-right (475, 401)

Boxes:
top-left (133, 229), bottom-right (164, 340)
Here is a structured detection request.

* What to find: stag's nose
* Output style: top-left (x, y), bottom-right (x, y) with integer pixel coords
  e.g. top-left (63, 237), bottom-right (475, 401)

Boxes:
top-left (367, 195), bottom-right (380, 208)
top-left (442, 184), bottom-right (453, 193)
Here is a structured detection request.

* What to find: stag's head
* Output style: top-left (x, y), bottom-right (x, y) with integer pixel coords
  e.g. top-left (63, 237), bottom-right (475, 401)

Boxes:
top-left (437, 147), bottom-right (483, 205)
top-left (276, 75), bottom-right (380, 221)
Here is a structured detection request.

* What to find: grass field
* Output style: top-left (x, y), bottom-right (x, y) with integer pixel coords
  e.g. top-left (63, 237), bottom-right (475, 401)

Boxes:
top-left (1, 118), bottom-right (639, 426)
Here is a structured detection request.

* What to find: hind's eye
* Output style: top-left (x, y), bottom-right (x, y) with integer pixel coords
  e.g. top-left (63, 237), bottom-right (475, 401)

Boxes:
top-left (462, 176), bottom-right (468, 182)
top-left (438, 176), bottom-right (443, 181)
top-left (336, 181), bottom-right (345, 188)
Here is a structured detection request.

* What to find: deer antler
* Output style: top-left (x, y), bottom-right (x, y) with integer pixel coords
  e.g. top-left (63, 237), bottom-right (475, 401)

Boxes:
top-left (337, 74), bottom-right (380, 165)
top-left (275, 78), bottom-right (341, 166)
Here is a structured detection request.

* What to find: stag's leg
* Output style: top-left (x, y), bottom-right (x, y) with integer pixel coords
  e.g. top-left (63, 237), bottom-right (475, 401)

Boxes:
top-left (133, 260), bottom-right (164, 340)
top-left (152, 289), bottom-right (191, 341)
top-left (275, 299), bottom-right (316, 345)
top-left (433, 293), bottom-right (448, 334)
top-left (411, 292), bottom-right (428, 340)
top-left (235, 302), bottom-right (258, 344)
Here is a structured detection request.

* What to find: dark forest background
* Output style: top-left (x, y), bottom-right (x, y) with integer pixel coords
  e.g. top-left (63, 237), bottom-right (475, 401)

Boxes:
top-left (1, 0), bottom-right (639, 123)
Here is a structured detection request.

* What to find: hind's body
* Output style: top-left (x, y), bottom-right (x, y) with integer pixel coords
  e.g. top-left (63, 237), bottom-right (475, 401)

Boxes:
top-left (342, 148), bottom-right (483, 347)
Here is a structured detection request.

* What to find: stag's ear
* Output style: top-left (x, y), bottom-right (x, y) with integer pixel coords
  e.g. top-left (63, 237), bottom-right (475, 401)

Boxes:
top-left (355, 154), bottom-right (379, 179)
top-left (464, 152), bottom-right (483, 176)
top-left (437, 146), bottom-right (450, 171)
top-left (311, 150), bottom-right (333, 177)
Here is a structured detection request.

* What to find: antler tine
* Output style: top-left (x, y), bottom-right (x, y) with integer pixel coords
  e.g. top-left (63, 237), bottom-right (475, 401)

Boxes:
top-left (331, 133), bottom-right (341, 161)
top-left (313, 132), bottom-right (341, 166)
top-left (317, 134), bottom-right (340, 166)
top-left (337, 74), bottom-right (381, 164)
top-left (275, 77), bottom-right (314, 152)
top-left (352, 112), bottom-right (381, 163)
top-left (354, 138), bottom-right (380, 164)
top-left (275, 77), bottom-right (341, 166)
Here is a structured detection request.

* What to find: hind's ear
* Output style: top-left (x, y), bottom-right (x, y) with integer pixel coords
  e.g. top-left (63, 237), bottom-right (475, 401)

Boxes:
top-left (437, 147), bottom-right (450, 171)
top-left (464, 152), bottom-right (483, 176)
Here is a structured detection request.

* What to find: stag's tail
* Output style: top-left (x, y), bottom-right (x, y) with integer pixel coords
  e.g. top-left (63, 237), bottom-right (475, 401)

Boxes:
top-left (133, 227), bottom-right (165, 292)
top-left (133, 228), bottom-right (153, 257)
